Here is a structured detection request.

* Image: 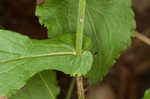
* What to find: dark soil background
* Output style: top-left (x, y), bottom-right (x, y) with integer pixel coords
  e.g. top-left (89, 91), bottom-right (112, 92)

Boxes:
top-left (0, 0), bottom-right (150, 99)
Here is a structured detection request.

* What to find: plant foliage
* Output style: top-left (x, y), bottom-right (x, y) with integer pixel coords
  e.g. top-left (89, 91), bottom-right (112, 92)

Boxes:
top-left (0, 30), bottom-right (93, 97)
top-left (143, 89), bottom-right (150, 99)
top-left (10, 71), bottom-right (60, 99)
top-left (0, 0), bottom-right (136, 98)
top-left (36, 0), bottom-right (136, 84)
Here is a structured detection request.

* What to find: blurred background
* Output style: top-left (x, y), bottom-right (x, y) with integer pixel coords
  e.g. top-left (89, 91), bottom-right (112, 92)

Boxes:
top-left (0, 0), bottom-right (150, 99)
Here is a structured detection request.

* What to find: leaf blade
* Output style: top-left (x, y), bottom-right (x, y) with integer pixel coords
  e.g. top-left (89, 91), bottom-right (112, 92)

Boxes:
top-left (0, 30), bottom-right (93, 97)
top-left (10, 71), bottom-right (60, 99)
top-left (36, 0), bottom-right (136, 84)
top-left (143, 89), bottom-right (150, 99)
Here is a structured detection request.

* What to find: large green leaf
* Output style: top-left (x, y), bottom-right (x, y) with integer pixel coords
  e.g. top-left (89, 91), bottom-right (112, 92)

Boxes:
top-left (0, 30), bottom-right (93, 97)
top-left (10, 70), bottom-right (60, 99)
top-left (36, 0), bottom-right (136, 84)
top-left (143, 89), bottom-right (150, 99)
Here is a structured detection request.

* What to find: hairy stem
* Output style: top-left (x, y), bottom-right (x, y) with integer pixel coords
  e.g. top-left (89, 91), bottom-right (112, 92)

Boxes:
top-left (75, 0), bottom-right (86, 98)
top-left (65, 78), bottom-right (76, 99)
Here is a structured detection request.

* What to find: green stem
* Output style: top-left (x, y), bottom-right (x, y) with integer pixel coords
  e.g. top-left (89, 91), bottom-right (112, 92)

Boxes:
top-left (75, 0), bottom-right (86, 98)
top-left (65, 78), bottom-right (76, 99)
top-left (76, 0), bottom-right (86, 56)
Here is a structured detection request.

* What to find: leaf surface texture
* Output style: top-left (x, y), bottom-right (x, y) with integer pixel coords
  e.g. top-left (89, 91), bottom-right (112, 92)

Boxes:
top-left (36, 0), bottom-right (136, 84)
top-left (0, 30), bottom-right (93, 96)
top-left (10, 71), bottom-right (60, 99)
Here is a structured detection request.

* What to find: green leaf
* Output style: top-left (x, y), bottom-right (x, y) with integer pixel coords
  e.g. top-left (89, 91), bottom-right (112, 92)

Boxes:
top-left (36, 0), bottom-right (65, 37)
top-left (57, 33), bottom-right (92, 50)
top-left (0, 30), bottom-right (93, 97)
top-left (143, 89), bottom-right (150, 99)
top-left (10, 70), bottom-right (60, 99)
top-left (36, 0), bottom-right (136, 84)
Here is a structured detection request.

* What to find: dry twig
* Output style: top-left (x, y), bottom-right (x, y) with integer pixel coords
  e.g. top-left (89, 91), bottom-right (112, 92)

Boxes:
top-left (135, 32), bottom-right (150, 46)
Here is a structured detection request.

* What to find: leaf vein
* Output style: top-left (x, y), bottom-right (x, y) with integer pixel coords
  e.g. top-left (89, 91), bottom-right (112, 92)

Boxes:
top-left (38, 73), bottom-right (55, 99)
top-left (0, 51), bottom-right (76, 63)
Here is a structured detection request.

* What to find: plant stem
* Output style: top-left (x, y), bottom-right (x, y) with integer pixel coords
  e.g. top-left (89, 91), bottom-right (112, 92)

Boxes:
top-left (65, 78), bottom-right (76, 99)
top-left (76, 0), bottom-right (86, 99)
top-left (75, 0), bottom-right (86, 98)
top-left (76, 76), bottom-right (85, 99)
top-left (76, 0), bottom-right (86, 56)
top-left (75, 0), bottom-right (86, 99)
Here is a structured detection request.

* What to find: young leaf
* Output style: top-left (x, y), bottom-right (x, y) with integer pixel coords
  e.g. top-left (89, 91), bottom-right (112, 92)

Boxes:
top-left (10, 70), bottom-right (60, 99)
top-left (0, 30), bottom-right (93, 97)
top-left (36, 0), bottom-right (136, 84)
top-left (143, 89), bottom-right (150, 99)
